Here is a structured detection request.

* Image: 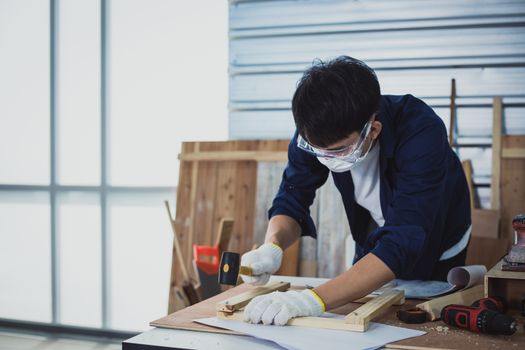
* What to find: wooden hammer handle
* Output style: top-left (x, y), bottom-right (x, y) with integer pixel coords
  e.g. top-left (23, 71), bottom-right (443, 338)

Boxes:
top-left (239, 266), bottom-right (253, 276)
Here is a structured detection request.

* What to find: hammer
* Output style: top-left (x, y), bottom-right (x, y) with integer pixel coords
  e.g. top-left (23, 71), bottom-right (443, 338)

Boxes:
top-left (218, 251), bottom-right (254, 285)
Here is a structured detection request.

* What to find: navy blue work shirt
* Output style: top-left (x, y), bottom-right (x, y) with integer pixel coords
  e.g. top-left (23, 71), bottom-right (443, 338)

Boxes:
top-left (269, 94), bottom-right (471, 280)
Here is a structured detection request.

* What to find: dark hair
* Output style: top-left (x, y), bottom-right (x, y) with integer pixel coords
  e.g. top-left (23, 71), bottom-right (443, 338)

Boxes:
top-left (292, 56), bottom-right (381, 148)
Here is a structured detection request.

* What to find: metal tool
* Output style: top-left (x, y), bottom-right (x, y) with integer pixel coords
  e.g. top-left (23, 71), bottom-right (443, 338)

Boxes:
top-left (218, 251), bottom-right (253, 286)
top-left (441, 297), bottom-right (517, 335)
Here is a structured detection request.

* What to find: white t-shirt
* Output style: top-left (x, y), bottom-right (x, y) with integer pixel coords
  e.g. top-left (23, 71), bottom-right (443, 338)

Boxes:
top-left (350, 142), bottom-right (385, 227)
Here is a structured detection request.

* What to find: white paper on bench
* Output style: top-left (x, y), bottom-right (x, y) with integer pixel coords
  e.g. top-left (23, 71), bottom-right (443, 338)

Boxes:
top-left (196, 313), bottom-right (425, 350)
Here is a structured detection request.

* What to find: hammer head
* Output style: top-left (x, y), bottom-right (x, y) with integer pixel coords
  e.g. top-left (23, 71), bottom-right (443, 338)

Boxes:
top-left (218, 251), bottom-right (240, 285)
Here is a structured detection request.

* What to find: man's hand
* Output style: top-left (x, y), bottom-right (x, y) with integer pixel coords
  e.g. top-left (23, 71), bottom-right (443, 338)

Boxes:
top-left (244, 290), bottom-right (325, 325)
top-left (240, 243), bottom-right (283, 285)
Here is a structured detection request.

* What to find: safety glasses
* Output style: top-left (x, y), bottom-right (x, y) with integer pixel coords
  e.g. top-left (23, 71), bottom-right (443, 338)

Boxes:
top-left (297, 117), bottom-right (374, 161)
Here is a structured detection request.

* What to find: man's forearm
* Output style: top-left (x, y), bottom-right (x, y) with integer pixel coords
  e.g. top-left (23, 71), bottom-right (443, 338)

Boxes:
top-left (264, 215), bottom-right (301, 250)
top-left (313, 253), bottom-right (395, 310)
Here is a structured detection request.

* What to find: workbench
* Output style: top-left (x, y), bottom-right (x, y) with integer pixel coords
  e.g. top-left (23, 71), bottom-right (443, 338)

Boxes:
top-left (123, 276), bottom-right (525, 350)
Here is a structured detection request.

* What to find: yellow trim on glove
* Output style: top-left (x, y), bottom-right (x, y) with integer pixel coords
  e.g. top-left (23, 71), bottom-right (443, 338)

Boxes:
top-left (309, 289), bottom-right (326, 312)
top-left (270, 242), bottom-right (283, 252)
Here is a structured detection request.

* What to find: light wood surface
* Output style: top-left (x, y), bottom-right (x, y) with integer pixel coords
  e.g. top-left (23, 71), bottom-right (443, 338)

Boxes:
top-left (345, 289), bottom-right (405, 331)
top-left (218, 310), bottom-right (365, 332)
top-left (239, 266), bottom-right (253, 276)
top-left (466, 235), bottom-right (509, 267)
top-left (165, 201), bottom-right (191, 282)
top-left (178, 150), bottom-right (288, 162)
top-left (169, 140), bottom-right (293, 313)
top-left (490, 97), bottom-right (502, 210)
top-left (471, 208), bottom-right (499, 239)
top-left (416, 285), bottom-right (484, 321)
top-left (216, 218), bottom-right (235, 255)
top-left (216, 282), bottom-right (290, 313)
top-left (151, 282), bottom-right (525, 349)
top-left (485, 258), bottom-right (525, 310)
top-left (448, 78), bottom-right (456, 146)
top-left (461, 159), bottom-right (475, 210)
top-left (500, 135), bottom-right (525, 243)
top-left (164, 201), bottom-right (200, 306)
top-left (502, 147), bottom-right (525, 158)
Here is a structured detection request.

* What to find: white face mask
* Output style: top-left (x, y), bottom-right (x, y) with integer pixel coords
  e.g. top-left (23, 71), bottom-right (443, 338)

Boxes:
top-left (316, 156), bottom-right (355, 173)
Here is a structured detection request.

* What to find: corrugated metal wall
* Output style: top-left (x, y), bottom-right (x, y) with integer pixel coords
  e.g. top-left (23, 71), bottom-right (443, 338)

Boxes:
top-left (228, 0), bottom-right (525, 208)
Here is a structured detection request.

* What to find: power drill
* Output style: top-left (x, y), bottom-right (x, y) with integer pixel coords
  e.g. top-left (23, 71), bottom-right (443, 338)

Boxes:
top-left (441, 297), bottom-right (518, 335)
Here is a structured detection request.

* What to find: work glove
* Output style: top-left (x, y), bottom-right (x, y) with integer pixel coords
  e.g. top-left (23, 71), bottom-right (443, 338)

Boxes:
top-left (240, 243), bottom-right (283, 285)
top-left (244, 289), bottom-right (325, 326)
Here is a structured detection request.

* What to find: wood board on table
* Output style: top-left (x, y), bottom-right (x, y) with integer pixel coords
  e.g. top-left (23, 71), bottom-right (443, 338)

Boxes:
top-left (152, 282), bottom-right (525, 350)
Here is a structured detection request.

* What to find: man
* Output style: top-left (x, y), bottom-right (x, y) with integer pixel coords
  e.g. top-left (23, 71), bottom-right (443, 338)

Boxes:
top-left (240, 56), bottom-right (471, 326)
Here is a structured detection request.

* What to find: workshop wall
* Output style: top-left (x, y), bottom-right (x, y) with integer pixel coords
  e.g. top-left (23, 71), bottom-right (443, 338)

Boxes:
top-left (228, 0), bottom-right (525, 209)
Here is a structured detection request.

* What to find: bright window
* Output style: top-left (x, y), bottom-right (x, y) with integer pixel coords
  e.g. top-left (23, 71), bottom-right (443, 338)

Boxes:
top-left (0, 0), bottom-right (227, 332)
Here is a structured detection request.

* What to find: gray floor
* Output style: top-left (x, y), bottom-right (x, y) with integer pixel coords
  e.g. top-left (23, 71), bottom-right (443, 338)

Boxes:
top-left (0, 331), bottom-right (121, 350)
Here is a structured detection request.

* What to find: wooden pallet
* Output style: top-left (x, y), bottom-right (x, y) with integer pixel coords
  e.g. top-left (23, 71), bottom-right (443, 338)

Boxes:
top-left (168, 140), bottom-right (295, 313)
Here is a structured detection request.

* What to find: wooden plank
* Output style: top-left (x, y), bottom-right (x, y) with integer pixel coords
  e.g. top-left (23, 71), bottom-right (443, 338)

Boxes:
top-left (353, 293), bottom-right (404, 306)
top-left (216, 282), bottom-right (291, 313)
top-left (194, 163), bottom-right (219, 247)
top-left (416, 285), bottom-right (484, 321)
top-left (215, 218), bottom-right (235, 255)
top-left (253, 161), bottom-right (287, 246)
top-left (500, 135), bottom-right (525, 243)
top-left (299, 236), bottom-right (318, 277)
top-left (448, 78), bottom-right (456, 146)
top-left (491, 97), bottom-right (502, 210)
top-left (165, 202), bottom-right (191, 281)
top-left (168, 142), bottom-right (197, 314)
top-left (471, 208), bottom-right (499, 239)
top-left (232, 160), bottom-right (257, 255)
top-left (209, 143), bottom-right (237, 246)
top-left (465, 236), bottom-right (509, 268)
top-left (345, 289), bottom-right (405, 332)
top-left (169, 286), bottom-right (189, 311)
top-left (502, 147), bottom-right (525, 159)
top-left (179, 150), bottom-right (288, 162)
top-left (164, 201), bottom-right (200, 305)
top-left (218, 310), bottom-right (364, 332)
top-left (187, 143), bottom-right (201, 278)
top-left (461, 159), bottom-right (475, 210)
